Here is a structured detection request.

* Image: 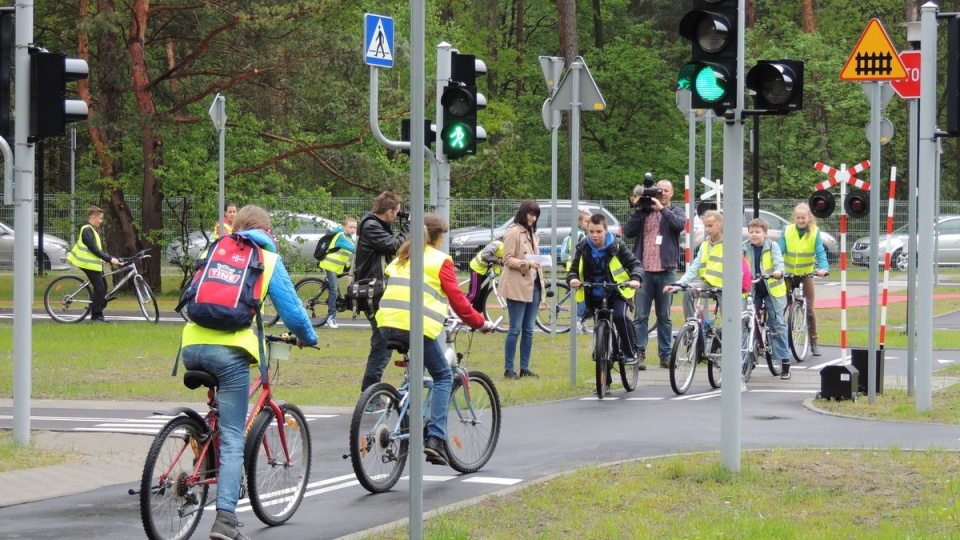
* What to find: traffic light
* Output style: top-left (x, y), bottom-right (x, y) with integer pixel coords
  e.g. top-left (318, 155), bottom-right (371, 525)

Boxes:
top-left (678, 0), bottom-right (739, 114)
top-left (696, 201), bottom-right (717, 217)
top-left (844, 189), bottom-right (870, 219)
top-left (947, 17), bottom-right (960, 135)
top-left (809, 190), bottom-right (835, 219)
top-left (400, 118), bottom-right (436, 156)
top-left (29, 49), bottom-right (89, 141)
top-left (440, 52), bottom-right (486, 159)
top-left (746, 60), bottom-right (804, 113)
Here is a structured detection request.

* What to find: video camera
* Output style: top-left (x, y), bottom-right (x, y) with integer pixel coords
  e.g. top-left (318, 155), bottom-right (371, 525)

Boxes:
top-left (397, 210), bottom-right (410, 220)
top-left (630, 172), bottom-right (663, 209)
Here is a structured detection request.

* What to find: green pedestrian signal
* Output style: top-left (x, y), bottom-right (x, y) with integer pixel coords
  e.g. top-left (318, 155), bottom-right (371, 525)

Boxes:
top-left (695, 65), bottom-right (727, 102)
top-left (443, 122), bottom-right (471, 152)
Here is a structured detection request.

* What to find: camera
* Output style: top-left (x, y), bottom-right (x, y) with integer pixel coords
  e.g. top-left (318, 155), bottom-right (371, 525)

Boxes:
top-left (631, 172), bottom-right (663, 209)
top-left (397, 210), bottom-right (410, 220)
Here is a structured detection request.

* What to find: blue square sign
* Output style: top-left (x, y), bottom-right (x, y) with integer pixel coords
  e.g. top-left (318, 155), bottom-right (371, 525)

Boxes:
top-left (364, 14), bottom-right (394, 68)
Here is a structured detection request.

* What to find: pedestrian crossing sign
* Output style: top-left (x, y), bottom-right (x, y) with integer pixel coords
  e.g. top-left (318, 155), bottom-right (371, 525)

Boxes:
top-left (364, 14), bottom-right (394, 69)
top-left (840, 19), bottom-right (906, 81)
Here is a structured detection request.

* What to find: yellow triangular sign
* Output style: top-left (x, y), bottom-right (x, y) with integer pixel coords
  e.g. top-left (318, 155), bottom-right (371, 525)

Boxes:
top-left (840, 19), bottom-right (907, 81)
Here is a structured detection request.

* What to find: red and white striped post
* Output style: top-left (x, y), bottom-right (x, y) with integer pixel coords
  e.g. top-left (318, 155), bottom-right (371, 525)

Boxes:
top-left (879, 167), bottom-right (897, 348)
top-left (684, 175), bottom-right (692, 264)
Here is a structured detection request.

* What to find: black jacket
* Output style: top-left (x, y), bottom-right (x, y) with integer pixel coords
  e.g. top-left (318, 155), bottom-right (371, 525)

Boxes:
top-left (353, 212), bottom-right (409, 283)
top-left (621, 204), bottom-right (686, 270)
top-left (565, 234), bottom-right (643, 292)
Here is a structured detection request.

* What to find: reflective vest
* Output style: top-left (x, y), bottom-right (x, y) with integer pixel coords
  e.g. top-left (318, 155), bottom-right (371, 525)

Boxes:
top-left (746, 245), bottom-right (787, 298)
top-left (575, 251), bottom-right (634, 303)
top-left (783, 225), bottom-right (817, 274)
top-left (318, 232), bottom-right (354, 274)
top-left (699, 240), bottom-right (724, 288)
top-left (469, 240), bottom-right (504, 274)
top-left (67, 224), bottom-right (104, 271)
top-left (212, 220), bottom-right (233, 239)
top-left (376, 247), bottom-right (450, 339)
top-left (179, 249), bottom-right (278, 366)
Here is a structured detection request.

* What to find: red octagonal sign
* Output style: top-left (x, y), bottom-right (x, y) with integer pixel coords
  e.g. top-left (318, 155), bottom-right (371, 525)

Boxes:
top-left (891, 51), bottom-right (921, 99)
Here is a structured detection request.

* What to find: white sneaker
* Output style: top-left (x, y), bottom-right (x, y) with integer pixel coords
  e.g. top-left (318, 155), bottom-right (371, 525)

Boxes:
top-left (740, 378), bottom-right (747, 392)
top-left (327, 316), bottom-right (338, 329)
top-left (578, 322), bottom-right (591, 335)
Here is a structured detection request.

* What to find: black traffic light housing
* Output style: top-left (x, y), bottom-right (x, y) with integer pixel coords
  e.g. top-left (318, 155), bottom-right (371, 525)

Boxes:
top-left (696, 201), bottom-right (718, 217)
top-left (29, 49), bottom-right (89, 141)
top-left (947, 17), bottom-right (960, 136)
top-left (844, 189), bottom-right (870, 219)
top-left (809, 190), bottom-right (836, 219)
top-left (747, 60), bottom-right (804, 113)
top-left (400, 118), bottom-right (435, 157)
top-left (678, 0), bottom-right (739, 114)
top-left (440, 52), bottom-right (486, 159)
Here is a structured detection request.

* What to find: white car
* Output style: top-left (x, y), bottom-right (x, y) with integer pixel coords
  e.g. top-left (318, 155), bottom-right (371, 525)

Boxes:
top-left (0, 220), bottom-right (71, 271)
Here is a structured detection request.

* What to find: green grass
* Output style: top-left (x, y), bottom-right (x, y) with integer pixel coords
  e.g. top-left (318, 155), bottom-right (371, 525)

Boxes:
top-left (815, 383), bottom-right (960, 424)
top-left (0, 432), bottom-right (77, 473)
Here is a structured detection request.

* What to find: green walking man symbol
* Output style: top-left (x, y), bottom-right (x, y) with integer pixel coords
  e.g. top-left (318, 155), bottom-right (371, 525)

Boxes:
top-left (449, 125), bottom-right (466, 149)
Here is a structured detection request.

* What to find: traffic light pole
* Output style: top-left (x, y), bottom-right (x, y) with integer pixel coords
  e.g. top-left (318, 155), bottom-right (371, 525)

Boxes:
top-left (866, 82), bottom-right (883, 405)
top-left (435, 43), bottom-right (451, 249)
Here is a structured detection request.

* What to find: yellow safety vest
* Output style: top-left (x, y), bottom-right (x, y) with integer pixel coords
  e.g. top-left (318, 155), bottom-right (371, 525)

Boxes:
top-left (179, 248), bottom-right (279, 366)
top-left (376, 247), bottom-right (450, 339)
top-left (700, 240), bottom-right (725, 288)
top-left (469, 240), bottom-right (504, 274)
top-left (212, 221), bottom-right (233, 240)
top-left (67, 224), bottom-right (104, 271)
top-left (783, 225), bottom-right (817, 274)
top-left (318, 232), bottom-right (354, 274)
top-left (746, 246), bottom-right (787, 298)
top-left (575, 251), bottom-right (634, 303)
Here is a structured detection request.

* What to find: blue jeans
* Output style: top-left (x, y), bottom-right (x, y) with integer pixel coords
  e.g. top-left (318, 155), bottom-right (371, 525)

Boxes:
top-left (180, 344), bottom-right (252, 514)
top-left (505, 281), bottom-right (541, 373)
top-left (379, 327), bottom-right (452, 441)
top-left (633, 270), bottom-right (676, 361)
top-left (325, 269), bottom-right (339, 315)
top-left (755, 293), bottom-right (790, 362)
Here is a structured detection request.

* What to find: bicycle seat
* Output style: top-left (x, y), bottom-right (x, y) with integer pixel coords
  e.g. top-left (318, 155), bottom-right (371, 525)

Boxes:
top-left (385, 338), bottom-right (409, 355)
top-left (183, 370), bottom-right (219, 390)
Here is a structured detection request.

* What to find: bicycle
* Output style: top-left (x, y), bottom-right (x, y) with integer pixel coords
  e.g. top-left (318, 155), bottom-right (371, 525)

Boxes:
top-left (347, 318), bottom-right (502, 493)
top-left (741, 275), bottom-right (784, 380)
top-left (783, 271), bottom-right (828, 363)
top-left (666, 283), bottom-right (724, 395)
top-left (578, 282), bottom-right (639, 399)
top-left (44, 249), bottom-right (159, 323)
top-left (292, 273), bottom-right (348, 327)
top-left (468, 268), bottom-right (574, 334)
top-left (134, 333), bottom-right (313, 540)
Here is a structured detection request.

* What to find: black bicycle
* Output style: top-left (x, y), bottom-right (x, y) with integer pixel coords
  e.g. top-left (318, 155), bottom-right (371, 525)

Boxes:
top-left (293, 273), bottom-right (348, 327)
top-left (578, 282), bottom-right (640, 398)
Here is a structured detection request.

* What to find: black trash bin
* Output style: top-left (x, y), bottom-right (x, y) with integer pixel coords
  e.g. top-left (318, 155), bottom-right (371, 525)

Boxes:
top-left (818, 364), bottom-right (859, 401)
top-left (851, 348), bottom-right (884, 395)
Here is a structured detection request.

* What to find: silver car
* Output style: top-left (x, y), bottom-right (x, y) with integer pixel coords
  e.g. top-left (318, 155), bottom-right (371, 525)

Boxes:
top-left (0, 220), bottom-right (71, 271)
top-left (851, 215), bottom-right (960, 270)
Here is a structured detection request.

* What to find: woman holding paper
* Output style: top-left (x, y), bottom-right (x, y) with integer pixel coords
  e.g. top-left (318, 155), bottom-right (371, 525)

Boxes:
top-left (498, 200), bottom-right (545, 379)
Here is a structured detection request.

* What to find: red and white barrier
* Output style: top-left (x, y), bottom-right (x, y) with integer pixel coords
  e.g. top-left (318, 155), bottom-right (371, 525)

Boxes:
top-left (879, 167), bottom-right (897, 348)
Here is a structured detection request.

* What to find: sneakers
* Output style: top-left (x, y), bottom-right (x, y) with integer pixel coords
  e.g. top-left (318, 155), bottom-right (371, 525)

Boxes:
top-left (660, 358), bottom-right (670, 369)
top-left (623, 356), bottom-right (638, 365)
top-left (210, 510), bottom-right (250, 540)
top-left (811, 342), bottom-right (821, 356)
top-left (781, 363), bottom-right (792, 380)
top-left (504, 370), bottom-right (519, 380)
top-left (327, 315), bottom-right (338, 329)
top-left (740, 378), bottom-right (747, 392)
top-left (90, 315), bottom-right (109, 323)
top-left (577, 322), bottom-right (592, 335)
top-left (364, 398), bottom-right (387, 413)
top-left (423, 435), bottom-right (449, 466)
top-left (519, 369), bottom-right (539, 378)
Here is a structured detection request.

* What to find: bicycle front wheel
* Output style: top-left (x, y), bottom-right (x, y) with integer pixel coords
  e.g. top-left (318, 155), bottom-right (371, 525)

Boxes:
top-left (707, 327), bottom-right (723, 389)
top-left (787, 301), bottom-right (809, 363)
top-left (294, 277), bottom-right (330, 327)
top-left (134, 276), bottom-right (160, 323)
top-left (262, 296), bottom-right (280, 327)
top-left (594, 319), bottom-right (612, 398)
top-left (669, 325), bottom-right (698, 395)
top-left (139, 415), bottom-right (211, 540)
top-left (536, 282), bottom-right (573, 334)
top-left (446, 370), bottom-right (502, 473)
top-left (349, 383), bottom-right (407, 493)
top-left (479, 286), bottom-right (509, 333)
top-left (741, 314), bottom-right (755, 384)
top-left (44, 275), bottom-right (92, 323)
top-left (245, 403), bottom-right (311, 526)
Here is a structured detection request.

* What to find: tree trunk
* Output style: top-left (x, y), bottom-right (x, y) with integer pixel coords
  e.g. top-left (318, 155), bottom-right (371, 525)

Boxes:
top-left (516, 0), bottom-right (524, 97)
top-left (802, 0), bottom-right (815, 33)
top-left (557, 0), bottom-right (583, 198)
top-left (592, 0), bottom-right (603, 50)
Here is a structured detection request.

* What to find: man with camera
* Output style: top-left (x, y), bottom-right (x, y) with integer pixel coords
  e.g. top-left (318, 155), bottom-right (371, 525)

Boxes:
top-left (356, 191), bottom-right (410, 394)
top-left (622, 176), bottom-right (686, 370)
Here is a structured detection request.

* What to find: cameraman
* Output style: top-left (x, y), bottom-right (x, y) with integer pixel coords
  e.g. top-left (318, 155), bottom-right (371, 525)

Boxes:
top-left (356, 191), bottom-right (410, 395)
top-left (622, 178), bottom-right (685, 370)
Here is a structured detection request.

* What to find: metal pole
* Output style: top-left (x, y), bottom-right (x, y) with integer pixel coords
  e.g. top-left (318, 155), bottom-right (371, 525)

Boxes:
top-left (906, 97), bottom-right (918, 396)
top-left (688, 100), bottom-right (697, 262)
top-left (217, 95), bottom-right (225, 233)
top-left (866, 82), bottom-right (881, 405)
top-left (568, 60), bottom-right (582, 385)
top-left (71, 126), bottom-right (76, 245)
top-left (435, 43), bottom-right (451, 252)
top-left (752, 111), bottom-right (760, 219)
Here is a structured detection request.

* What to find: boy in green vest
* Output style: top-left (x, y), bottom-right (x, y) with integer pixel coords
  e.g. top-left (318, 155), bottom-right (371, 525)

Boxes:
top-left (318, 217), bottom-right (357, 328)
top-left (67, 206), bottom-right (119, 323)
top-left (743, 218), bottom-right (792, 379)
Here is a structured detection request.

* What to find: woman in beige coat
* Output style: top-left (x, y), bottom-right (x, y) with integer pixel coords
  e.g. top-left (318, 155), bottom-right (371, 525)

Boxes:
top-left (498, 200), bottom-right (546, 379)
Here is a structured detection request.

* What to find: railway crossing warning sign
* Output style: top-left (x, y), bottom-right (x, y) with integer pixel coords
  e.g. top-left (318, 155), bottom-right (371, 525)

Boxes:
top-left (840, 19), bottom-right (906, 81)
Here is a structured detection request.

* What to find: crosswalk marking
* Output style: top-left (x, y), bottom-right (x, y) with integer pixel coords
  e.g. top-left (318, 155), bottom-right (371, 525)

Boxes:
top-left (71, 413), bottom-right (336, 435)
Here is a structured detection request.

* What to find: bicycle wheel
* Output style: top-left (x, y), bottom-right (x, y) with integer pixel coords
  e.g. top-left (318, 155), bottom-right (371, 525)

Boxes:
top-left (446, 370), bottom-right (502, 473)
top-left (245, 403), bottom-right (311, 526)
top-left (536, 282), bottom-right (573, 334)
top-left (139, 415), bottom-right (211, 540)
top-left (349, 382), bottom-right (407, 493)
top-left (594, 319), bottom-right (612, 398)
top-left (761, 325), bottom-right (782, 376)
top-left (619, 352), bottom-right (639, 392)
top-left (669, 324), bottom-right (698, 395)
top-left (787, 301), bottom-right (809, 363)
top-left (707, 327), bottom-right (723, 389)
top-left (262, 296), bottom-right (280, 327)
top-left (480, 286), bottom-right (509, 333)
top-left (134, 276), bottom-right (160, 323)
top-left (294, 277), bottom-right (330, 327)
top-left (741, 314), bottom-right (755, 384)
top-left (177, 286), bottom-right (191, 322)
top-left (44, 275), bottom-right (92, 323)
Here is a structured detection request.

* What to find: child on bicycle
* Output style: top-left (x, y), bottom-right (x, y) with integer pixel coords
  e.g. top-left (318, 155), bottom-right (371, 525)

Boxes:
top-left (562, 210), bottom-right (592, 334)
top-left (376, 213), bottom-right (494, 467)
top-left (317, 217), bottom-right (358, 329)
top-left (566, 213), bottom-right (643, 387)
top-left (743, 218), bottom-right (792, 379)
top-left (465, 237), bottom-right (504, 314)
top-left (779, 202), bottom-right (830, 356)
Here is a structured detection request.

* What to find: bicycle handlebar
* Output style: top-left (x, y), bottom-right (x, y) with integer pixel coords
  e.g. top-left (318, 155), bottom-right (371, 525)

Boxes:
top-left (118, 249), bottom-right (152, 266)
top-left (783, 271), bottom-right (829, 280)
top-left (578, 281), bottom-right (634, 290)
top-left (667, 283), bottom-right (723, 297)
top-left (265, 332), bottom-right (321, 350)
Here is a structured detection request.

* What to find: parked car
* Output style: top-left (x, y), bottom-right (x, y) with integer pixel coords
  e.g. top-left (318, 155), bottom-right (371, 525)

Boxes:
top-left (0, 220), bottom-right (71, 271)
top-left (683, 209), bottom-right (840, 264)
top-left (851, 215), bottom-right (960, 270)
top-left (448, 201), bottom-right (621, 269)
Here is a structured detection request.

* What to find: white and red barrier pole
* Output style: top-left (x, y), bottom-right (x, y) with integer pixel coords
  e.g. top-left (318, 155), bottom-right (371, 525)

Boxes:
top-left (839, 171), bottom-right (848, 365)
top-left (684, 175), bottom-right (691, 264)
top-left (879, 167), bottom-right (897, 349)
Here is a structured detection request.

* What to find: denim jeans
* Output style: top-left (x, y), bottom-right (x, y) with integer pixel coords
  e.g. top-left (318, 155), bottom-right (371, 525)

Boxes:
top-left (505, 281), bottom-right (541, 373)
top-left (180, 344), bottom-right (252, 514)
top-left (325, 269), bottom-right (339, 314)
top-left (755, 293), bottom-right (790, 362)
top-left (379, 327), bottom-right (452, 441)
top-left (633, 270), bottom-right (676, 361)
top-left (361, 311), bottom-right (393, 391)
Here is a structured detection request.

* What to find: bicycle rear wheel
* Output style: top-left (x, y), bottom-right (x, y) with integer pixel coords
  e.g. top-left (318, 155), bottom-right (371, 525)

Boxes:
top-left (262, 296), bottom-right (280, 327)
top-left (245, 403), bottom-right (311, 526)
top-left (139, 415), bottom-right (211, 540)
top-left (594, 319), bottom-right (612, 398)
top-left (741, 314), bottom-right (755, 383)
top-left (669, 325), bottom-right (697, 395)
top-left (349, 383), bottom-right (407, 493)
top-left (536, 282), bottom-right (573, 334)
top-left (761, 325), bottom-right (782, 376)
top-left (134, 276), bottom-right (160, 323)
top-left (446, 370), bottom-right (502, 473)
top-left (479, 286), bottom-right (509, 333)
top-left (177, 286), bottom-right (191, 322)
top-left (294, 277), bottom-right (330, 327)
top-left (707, 327), bottom-right (723, 389)
top-left (787, 301), bottom-right (809, 363)
top-left (44, 275), bottom-right (92, 323)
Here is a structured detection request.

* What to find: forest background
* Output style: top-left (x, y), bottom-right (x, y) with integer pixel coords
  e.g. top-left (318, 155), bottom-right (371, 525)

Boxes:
top-left (21, 0), bottom-right (956, 290)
